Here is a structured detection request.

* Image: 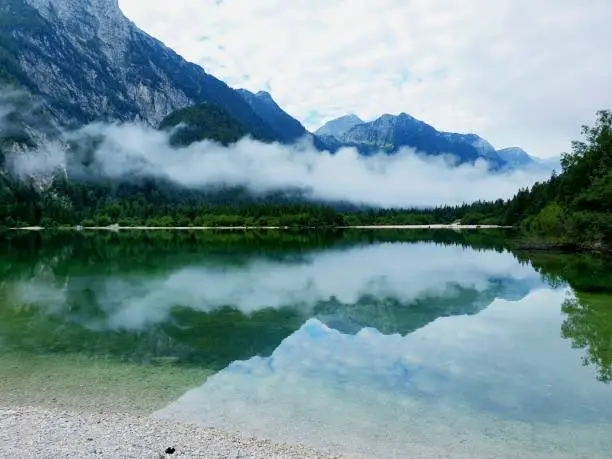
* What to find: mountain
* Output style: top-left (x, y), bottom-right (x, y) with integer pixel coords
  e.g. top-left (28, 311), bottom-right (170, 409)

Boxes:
top-left (316, 112), bottom-right (505, 167)
top-left (496, 147), bottom-right (533, 168)
top-left (0, 0), bottom-right (276, 140)
top-left (237, 89), bottom-right (307, 143)
top-left (497, 147), bottom-right (562, 173)
top-left (315, 114), bottom-right (363, 138)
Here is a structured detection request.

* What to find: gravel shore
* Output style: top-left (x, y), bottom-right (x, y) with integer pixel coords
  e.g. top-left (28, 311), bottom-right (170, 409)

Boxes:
top-left (1, 406), bottom-right (348, 459)
top-left (0, 354), bottom-right (351, 458)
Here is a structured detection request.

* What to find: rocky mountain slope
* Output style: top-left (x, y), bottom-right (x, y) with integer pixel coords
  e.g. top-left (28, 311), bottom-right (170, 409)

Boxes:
top-left (237, 89), bottom-right (307, 143)
top-left (0, 0), bottom-right (276, 139)
top-left (315, 112), bottom-right (506, 167)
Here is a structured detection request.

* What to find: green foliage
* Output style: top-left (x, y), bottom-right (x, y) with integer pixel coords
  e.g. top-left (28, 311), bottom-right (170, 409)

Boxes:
top-left (560, 110), bottom-right (612, 203)
top-left (465, 110), bottom-right (612, 250)
top-left (522, 202), bottom-right (563, 235)
top-left (462, 212), bottom-right (486, 225)
top-left (159, 103), bottom-right (254, 146)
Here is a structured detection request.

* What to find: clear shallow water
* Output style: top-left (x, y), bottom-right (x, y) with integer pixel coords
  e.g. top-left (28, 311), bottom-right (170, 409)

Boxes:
top-left (0, 231), bottom-right (611, 458)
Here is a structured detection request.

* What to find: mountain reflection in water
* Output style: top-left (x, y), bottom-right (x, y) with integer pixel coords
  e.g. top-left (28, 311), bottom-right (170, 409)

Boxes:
top-left (0, 231), bottom-right (610, 458)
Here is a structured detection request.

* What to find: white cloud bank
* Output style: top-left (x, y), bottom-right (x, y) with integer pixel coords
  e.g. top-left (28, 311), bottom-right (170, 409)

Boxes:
top-left (9, 120), bottom-right (552, 208)
top-left (119, 0), bottom-right (612, 158)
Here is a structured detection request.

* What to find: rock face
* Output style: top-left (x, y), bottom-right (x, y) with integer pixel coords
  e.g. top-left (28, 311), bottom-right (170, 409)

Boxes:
top-left (237, 89), bottom-right (307, 143)
top-left (0, 0), bottom-right (275, 139)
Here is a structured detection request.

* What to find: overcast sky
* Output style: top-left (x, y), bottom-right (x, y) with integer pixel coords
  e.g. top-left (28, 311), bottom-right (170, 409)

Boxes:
top-left (119, 0), bottom-right (612, 158)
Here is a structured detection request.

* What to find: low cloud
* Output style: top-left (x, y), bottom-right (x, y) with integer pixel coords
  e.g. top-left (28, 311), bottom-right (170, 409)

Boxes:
top-left (7, 118), bottom-right (552, 208)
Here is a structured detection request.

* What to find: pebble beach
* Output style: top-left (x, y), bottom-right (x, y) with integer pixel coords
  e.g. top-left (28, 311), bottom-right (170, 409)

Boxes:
top-left (1, 406), bottom-right (347, 459)
top-left (0, 354), bottom-right (348, 458)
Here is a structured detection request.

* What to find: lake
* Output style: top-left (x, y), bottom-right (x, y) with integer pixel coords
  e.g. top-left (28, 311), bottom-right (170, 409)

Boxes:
top-left (1, 230), bottom-right (610, 458)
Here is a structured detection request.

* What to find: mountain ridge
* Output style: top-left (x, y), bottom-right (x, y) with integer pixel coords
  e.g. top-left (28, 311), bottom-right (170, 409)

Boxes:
top-left (237, 89), bottom-right (307, 143)
top-left (316, 113), bottom-right (554, 169)
top-left (315, 112), bottom-right (505, 167)
top-left (1, 0), bottom-right (277, 140)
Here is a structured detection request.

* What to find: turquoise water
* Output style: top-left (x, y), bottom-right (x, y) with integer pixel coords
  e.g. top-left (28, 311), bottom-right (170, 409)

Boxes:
top-left (1, 231), bottom-right (610, 457)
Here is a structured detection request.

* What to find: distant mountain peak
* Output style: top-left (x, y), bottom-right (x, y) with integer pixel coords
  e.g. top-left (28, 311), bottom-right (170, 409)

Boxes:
top-left (397, 112), bottom-right (416, 120)
top-left (496, 147), bottom-right (537, 169)
top-left (315, 114), bottom-right (364, 137)
top-left (238, 89), bottom-right (277, 106)
top-left (497, 146), bottom-right (530, 156)
top-left (255, 90), bottom-right (273, 99)
top-left (344, 113), bottom-right (363, 122)
top-left (376, 112), bottom-right (420, 126)
top-left (314, 111), bottom-right (507, 167)
top-left (312, 111), bottom-right (535, 170)
top-left (237, 89), bottom-right (306, 143)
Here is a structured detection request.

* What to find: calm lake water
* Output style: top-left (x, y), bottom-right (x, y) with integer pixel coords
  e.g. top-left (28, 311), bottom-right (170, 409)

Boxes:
top-left (1, 230), bottom-right (611, 458)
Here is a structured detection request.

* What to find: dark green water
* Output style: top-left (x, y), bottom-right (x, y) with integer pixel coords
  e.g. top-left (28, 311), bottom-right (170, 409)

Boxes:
top-left (0, 230), bottom-right (611, 458)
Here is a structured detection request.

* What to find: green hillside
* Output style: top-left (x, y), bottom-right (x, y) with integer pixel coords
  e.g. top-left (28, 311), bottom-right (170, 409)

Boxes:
top-left (159, 103), bottom-right (255, 147)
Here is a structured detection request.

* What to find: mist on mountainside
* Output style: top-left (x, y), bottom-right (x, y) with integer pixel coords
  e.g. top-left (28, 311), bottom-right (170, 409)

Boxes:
top-left (0, 93), bottom-right (552, 209)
